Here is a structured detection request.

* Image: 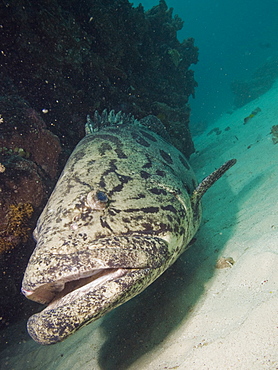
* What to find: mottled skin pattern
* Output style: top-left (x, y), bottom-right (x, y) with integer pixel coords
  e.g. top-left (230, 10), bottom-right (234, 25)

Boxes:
top-left (22, 115), bottom-right (235, 345)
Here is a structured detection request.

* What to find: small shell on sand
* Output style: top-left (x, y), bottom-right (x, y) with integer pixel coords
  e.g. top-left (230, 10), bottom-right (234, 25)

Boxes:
top-left (215, 257), bottom-right (235, 269)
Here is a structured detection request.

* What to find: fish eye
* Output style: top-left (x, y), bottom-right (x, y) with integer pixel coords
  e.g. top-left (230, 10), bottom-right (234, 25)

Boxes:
top-left (86, 190), bottom-right (109, 210)
top-left (96, 191), bottom-right (108, 203)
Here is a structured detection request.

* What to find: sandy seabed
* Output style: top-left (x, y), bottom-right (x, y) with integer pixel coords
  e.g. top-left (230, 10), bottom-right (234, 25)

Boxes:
top-left (1, 81), bottom-right (278, 370)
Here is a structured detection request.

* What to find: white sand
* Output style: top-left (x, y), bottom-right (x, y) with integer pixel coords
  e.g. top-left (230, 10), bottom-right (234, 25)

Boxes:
top-left (1, 81), bottom-right (278, 370)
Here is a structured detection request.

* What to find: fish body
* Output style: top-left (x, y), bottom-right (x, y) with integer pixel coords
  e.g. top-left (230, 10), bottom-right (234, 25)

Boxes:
top-left (22, 111), bottom-right (236, 344)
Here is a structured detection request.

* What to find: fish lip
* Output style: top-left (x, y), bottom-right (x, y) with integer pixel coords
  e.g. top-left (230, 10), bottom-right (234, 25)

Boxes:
top-left (26, 267), bottom-right (153, 345)
top-left (22, 235), bottom-right (170, 304)
top-left (22, 268), bottom-right (128, 308)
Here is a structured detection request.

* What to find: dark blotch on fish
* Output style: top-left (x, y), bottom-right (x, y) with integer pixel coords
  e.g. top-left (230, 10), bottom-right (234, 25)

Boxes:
top-left (159, 149), bottom-right (173, 164)
top-left (183, 183), bottom-right (192, 195)
top-left (98, 142), bottom-right (112, 156)
top-left (108, 208), bottom-right (121, 216)
top-left (124, 207), bottom-right (159, 213)
top-left (71, 150), bottom-right (86, 162)
top-left (99, 180), bottom-right (106, 188)
top-left (140, 171), bottom-right (151, 179)
top-left (115, 148), bottom-right (127, 159)
top-left (149, 188), bottom-right (167, 195)
top-left (131, 132), bottom-right (150, 147)
top-left (179, 154), bottom-right (190, 170)
top-left (161, 205), bottom-right (177, 213)
top-left (142, 162), bottom-right (152, 169)
top-left (139, 130), bottom-right (157, 142)
top-left (96, 134), bottom-right (127, 158)
top-left (156, 170), bottom-right (166, 177)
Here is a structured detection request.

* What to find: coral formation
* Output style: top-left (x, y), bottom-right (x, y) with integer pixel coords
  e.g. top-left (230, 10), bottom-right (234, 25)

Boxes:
top-left (0, 0), bottom-right (198, 157)
top-left (0, 203), bottom-right (34, 254)
top-left (0, 93), bottom-right (61, 257)
top-left (0, 96), bottom-right (61, 180)
top-left (0, 96), bottom-right (61, 326)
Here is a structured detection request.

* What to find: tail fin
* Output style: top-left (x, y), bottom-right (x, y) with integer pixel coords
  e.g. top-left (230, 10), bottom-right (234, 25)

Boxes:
top-left (191, 159), bottom-right (236, 210)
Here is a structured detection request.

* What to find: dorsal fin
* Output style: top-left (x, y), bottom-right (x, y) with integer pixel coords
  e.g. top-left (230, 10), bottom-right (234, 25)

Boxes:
top-left (85, 110), bottom-right (172, 143)
top-left (191, 159), bottom-right (237, 209)
top-left (85, 109), bottom-right (138, 134)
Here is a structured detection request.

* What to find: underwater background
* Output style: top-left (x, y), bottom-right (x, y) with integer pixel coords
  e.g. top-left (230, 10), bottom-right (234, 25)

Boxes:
top-left (1, 0), bottom-right (278, 368)
top-left (134, 0), bottom-right (278, 129)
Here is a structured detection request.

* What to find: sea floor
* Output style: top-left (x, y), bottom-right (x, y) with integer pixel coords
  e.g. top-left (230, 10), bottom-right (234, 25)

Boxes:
top-left (1, 81), bottom-right (278, 370)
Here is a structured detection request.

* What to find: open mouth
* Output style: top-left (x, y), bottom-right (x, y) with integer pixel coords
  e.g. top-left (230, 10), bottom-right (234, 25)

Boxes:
top-left (21, 235), bottom-right (170, 344)
top-left (22, 235), bottom-right (170, 312)
top-left (22, 268), bottom-right (127, 311)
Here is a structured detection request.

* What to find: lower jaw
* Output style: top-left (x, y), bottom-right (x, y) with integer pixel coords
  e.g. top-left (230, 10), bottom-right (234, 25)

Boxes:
top-left (26, 268), bottom-right (153, 345)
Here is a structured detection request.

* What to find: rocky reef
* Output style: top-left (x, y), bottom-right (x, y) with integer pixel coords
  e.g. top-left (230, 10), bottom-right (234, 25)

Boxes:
top-left (0, 0), bottom-right (198, 157)
top-left (0, 0), bottom-right (198, 328)
top-left (0, 94), bottom-right (61, 329)
top-left (231, 58), bottom-right (278, 108)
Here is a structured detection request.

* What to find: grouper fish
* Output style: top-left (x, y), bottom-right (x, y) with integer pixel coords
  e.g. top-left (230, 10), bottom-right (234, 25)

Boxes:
top-left (21, 110), bottom-right (236, 345)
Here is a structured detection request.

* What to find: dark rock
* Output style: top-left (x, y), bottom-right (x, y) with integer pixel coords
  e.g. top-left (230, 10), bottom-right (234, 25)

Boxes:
top-left (0, 0), bottom-right (198, 157)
